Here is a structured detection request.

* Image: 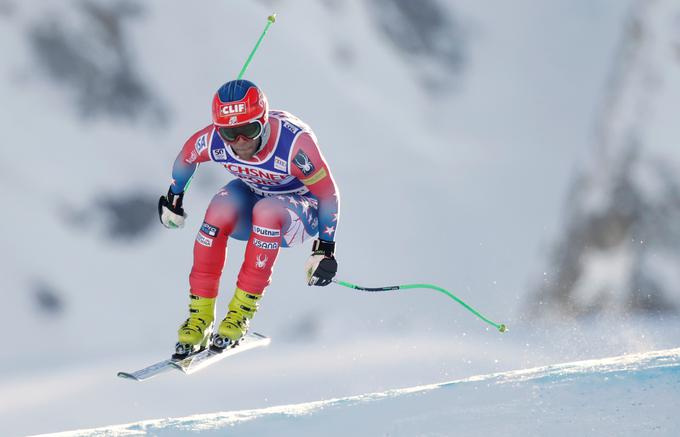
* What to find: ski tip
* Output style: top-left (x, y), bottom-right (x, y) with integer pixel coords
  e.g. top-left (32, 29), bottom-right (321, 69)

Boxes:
top-left (117, 372), bottom-right (139, 381)
top-left (251, 332), bottom-right (272, 345)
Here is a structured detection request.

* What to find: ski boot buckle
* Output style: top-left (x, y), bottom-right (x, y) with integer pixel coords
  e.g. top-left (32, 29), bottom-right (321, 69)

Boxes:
top-left (172, 342), bottom-right (205, 360)
top-left (210, 334), bottom-right (241, 353)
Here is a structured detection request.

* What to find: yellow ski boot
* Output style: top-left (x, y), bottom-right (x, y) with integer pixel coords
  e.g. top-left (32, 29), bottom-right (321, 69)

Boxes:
top-left (174, 294), bottom-right (216, 358)
top-left (212, 287), bottom-right (261, 350)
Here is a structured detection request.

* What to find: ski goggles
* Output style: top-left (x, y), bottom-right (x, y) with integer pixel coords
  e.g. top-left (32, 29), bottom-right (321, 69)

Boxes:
top-left (217, 121), bottom-right (263, 142)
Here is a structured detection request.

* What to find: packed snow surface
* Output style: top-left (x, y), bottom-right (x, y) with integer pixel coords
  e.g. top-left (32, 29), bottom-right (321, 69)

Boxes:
top-left (35, 347), bottom-right (680, 437)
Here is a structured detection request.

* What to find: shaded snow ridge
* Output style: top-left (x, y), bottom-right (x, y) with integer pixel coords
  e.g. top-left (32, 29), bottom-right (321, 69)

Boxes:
top-left (39, 348), bottom-right (680, 436)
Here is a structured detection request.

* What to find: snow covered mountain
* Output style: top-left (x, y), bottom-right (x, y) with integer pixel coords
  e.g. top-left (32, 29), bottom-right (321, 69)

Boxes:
top-left (31, 347), bottom-right (680, 436)
top-left (4, 1), bottom-right (677, 436)
top-left (531, 0), bottom-right (680, 317)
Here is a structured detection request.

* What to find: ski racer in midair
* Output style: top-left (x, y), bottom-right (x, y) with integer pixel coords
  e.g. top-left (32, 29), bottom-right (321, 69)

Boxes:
top-left (158, 79), bottom-right (340, 356)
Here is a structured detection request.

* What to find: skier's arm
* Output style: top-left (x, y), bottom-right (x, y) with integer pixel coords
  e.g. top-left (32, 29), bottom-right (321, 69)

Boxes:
top-left (290, 132), bottom-right (340, 242)
top-left (159, 126), bottom-right (213, 229)
top-left (290, 132), bottom-right (340, 286)
top-left (170, 125), bottom-right (213, 194)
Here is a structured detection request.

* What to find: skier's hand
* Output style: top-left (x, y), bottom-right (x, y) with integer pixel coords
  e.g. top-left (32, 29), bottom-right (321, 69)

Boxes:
top-left (158, 187), bottom-right (187, 229)
top-left (305, 239), bottom-right (337, 286)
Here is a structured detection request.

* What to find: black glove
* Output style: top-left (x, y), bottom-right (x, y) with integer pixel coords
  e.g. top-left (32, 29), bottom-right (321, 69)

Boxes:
top-left (158, 187), bottom-right (187, 229)
top-left (305, 239), bottom-right (338, 286)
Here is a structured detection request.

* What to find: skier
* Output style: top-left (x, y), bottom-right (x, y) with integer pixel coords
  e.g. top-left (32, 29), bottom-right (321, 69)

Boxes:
top-left (158, 79), bottom-right (340, 357)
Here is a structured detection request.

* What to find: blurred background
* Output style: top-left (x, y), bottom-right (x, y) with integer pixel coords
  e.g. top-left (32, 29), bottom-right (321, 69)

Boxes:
top-left (2, 0), bottom-right (680, 435)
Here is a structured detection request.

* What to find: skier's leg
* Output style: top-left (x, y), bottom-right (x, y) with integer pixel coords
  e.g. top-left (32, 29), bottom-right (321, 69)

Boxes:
top-left (178, 180), bottom-right (255, 354)
top-left (239, 194), bottom-right (320, 291)
top-left (189, 180), bottom-right (255, 298)
top-left (216, 195), bottom-right (319, 344)
top-left (237, 196), bottom-right (287, 294)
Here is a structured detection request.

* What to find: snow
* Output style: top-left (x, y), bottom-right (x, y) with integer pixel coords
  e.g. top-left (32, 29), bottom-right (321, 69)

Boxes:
top-left (1, 0), bottom-right (679, 436)
top-left (570, 242), bottom-right (634, 311)
top-left (31, 347), bottom-right (680, 436)
top-left (6, 318), bottom-right (680, 436)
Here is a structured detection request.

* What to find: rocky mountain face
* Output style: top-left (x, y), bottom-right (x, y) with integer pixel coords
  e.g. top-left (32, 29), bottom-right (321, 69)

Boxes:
top-left (531, 0), bottom-right (680, 317)
top-left (28, 0), bottom-right (167, 123)
top-left (365, 0), bottom-right (466, 93)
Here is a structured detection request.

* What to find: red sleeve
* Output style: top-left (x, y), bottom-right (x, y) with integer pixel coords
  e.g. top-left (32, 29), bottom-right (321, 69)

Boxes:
top-left (170, 125), bottom-right (213, 194)
top-left (178, 125), bottom-right (213, 165)
top-left (290, 132), bottom-right (340, 241)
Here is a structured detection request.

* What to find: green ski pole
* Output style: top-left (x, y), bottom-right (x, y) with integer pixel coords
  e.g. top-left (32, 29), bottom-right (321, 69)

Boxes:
top-left (182, 14), bottom-right (275, 197)
top-left (333, 279), bottom-right (507, 333)
top-left (238, 13), bottom-right (277, 80)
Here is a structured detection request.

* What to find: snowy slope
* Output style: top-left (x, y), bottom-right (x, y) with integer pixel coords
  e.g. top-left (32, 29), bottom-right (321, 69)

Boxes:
top-left (1, 1), bottom-right (668, 436)
top-left (32, 347), bottom-right (680, 437)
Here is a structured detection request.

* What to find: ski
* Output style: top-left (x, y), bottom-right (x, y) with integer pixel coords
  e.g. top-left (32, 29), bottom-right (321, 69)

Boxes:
top-left (117, 357), bottom-right (185, 381)
top-left (174, 332), bottom-right (271, 375)
top-left (117, 332), bottom-right (270, 381)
